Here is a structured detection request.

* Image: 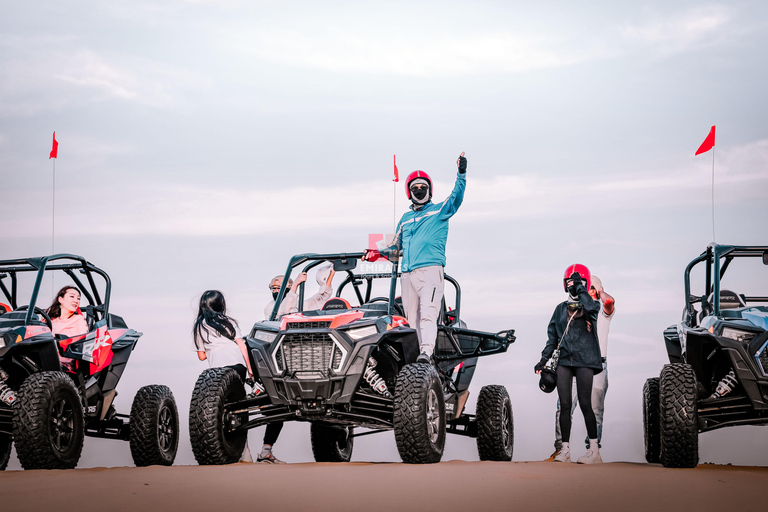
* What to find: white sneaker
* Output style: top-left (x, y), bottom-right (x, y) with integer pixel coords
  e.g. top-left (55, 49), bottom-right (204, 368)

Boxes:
top-left (553, 447), bottom-right (571, 463)
top-left (576, 449), bottom-right (603, 464)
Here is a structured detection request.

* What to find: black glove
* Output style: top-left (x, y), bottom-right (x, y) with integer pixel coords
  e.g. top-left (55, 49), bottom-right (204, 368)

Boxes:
top-left (568, 281), bottom-right (587, 297)
top-left (534, 360), bottom-right (547, 373)
top-left (458, 155), bottom-right (467, 174)
top-left (567, 272), bottom-right (586, 296)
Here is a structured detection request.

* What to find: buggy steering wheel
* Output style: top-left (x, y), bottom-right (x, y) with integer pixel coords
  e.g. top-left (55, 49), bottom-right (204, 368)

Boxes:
top-left (366, 297), bottom-right (405, 317)
top-left (16, 305), bottom-right (53, 330)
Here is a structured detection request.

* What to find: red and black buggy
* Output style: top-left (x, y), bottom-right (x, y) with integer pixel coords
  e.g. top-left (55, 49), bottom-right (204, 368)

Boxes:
top-left (0, 254), bottom-right (179, 470)
top-left (190, 252), bottom-right (515, 464)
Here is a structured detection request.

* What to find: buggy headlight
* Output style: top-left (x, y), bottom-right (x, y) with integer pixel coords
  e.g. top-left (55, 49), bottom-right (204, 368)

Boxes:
top-left (253, 330), bottom-right (278, 343)
top-left (346, 325), bottom-right (379, 340)
top-left (721, 327), bottom-right (756, 343)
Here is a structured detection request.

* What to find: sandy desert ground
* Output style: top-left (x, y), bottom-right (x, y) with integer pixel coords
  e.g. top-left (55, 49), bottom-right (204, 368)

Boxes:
top-left (2, 460), bottom-right (767, 512)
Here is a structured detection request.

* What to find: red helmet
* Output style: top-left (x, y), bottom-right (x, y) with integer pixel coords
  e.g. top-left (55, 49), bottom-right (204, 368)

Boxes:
top-left (405, 170), bottom-right (432, 200)
top-left (563, 264), bottom-right (591, 292)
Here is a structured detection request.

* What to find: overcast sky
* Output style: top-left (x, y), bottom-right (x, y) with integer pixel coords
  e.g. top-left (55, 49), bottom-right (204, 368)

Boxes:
top-left (1, 0), bottom-right (767, 469)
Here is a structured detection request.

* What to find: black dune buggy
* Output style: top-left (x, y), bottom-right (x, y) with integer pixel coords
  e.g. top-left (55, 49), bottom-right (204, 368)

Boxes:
top-left (0, 254), bottom-right (179, 470)
top-left (643, 244), bottom-right (768, 468)
top-left (190, 252), bottom-right (516, 464)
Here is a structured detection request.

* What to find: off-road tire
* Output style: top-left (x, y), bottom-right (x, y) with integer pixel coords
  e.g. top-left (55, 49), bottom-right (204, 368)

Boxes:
top-left (659, 363), bottom-right (699, 468)
top-left (476, 385), bottom-right (513, 461)
top-left (642, 377), bottom-right (661, 463)
top-left (310, 423), bottom-right (354, 462)
top-left (13, 371), bottom-right (84, 470)
top-left (129, 385), bottom-right (179, 467)
top-left (189, 367), bottom-right (247, 465)
top-left (0, 433), bottom-right (11, 470)
top-left (394, 363), bottom-right (445, 464)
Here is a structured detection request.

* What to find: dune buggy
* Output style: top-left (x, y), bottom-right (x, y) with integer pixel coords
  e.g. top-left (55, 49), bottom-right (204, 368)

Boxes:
top-left (190, 252), bottom-right (515, 464)
top-left (643, 244), bottom-right (768, 468)
top-left (0, 254), bottom-right (179, 470)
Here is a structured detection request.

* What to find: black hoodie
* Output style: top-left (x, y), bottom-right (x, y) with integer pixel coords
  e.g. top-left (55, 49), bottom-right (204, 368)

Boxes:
top-left (539, 285), bottom-right (603, 373)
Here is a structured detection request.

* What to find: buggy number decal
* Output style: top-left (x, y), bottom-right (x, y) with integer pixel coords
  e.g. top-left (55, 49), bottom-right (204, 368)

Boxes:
top-left (81, 325), bottom-right (114, 372)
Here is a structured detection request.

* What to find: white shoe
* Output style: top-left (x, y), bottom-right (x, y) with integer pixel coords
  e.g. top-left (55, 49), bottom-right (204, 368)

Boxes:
top-left (553, 447), bottom-right (571, 463)
top-left (576, 448), bottom-right (603, 464)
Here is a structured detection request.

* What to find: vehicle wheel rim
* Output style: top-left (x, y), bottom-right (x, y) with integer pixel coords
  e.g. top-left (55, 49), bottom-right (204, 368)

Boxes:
top-left (426, 389), bottom-right (440, 444)
top-left (50, 397), bottom-right (74, 452)
top-left (502, 400), bottom-right (511, 449)
top-left (158, 405), bottom-right (175, 452)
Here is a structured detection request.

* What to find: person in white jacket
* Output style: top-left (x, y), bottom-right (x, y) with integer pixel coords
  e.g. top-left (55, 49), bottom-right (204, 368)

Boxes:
top-left (264, 264), bottom-right (336, 320)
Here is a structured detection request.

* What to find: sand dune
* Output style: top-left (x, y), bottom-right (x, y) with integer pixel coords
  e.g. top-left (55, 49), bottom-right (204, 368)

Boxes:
top-left (2, 461), bottom-right (766, 512)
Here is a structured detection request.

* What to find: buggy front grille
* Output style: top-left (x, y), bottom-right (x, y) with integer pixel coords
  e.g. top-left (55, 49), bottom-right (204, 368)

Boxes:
top-left (273, 332), bottom-right (347, 376)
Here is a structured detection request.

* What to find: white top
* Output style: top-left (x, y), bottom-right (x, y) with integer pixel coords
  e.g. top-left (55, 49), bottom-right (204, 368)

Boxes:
top-left (597, 301), bottom-right (614, 357)
top-left (263, 286), bottom-right (333, 320)
top-left (193, 320), bottom-right (244, 369)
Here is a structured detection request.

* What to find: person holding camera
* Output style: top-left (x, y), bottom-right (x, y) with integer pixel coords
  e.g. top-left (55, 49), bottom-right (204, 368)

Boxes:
top-left (550, 275), bottom-right (615, 460)
top-left (363, 152), bottom-right (467, 364)
top-left (535, 264), bottom-right (603, 464)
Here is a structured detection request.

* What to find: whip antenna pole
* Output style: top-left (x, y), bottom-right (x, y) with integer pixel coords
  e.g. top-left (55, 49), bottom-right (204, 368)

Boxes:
top-left (52, 158), bottom-right (56, 255)
top-left (711, 146), bottom-right (715, 243)
top-left (51, 156), bottom-right (56, 297)
top-left (49, 131), bottom-right (59, 297)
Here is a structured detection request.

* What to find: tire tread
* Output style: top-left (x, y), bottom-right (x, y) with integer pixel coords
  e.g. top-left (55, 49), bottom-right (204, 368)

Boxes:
top-left (129, 384), bottom-right (179, 467)
top-left (393, 364), bottom-right (445, 464)
top-left (476, 385), bottom-right (513, 461)
top-left (659, 363), bottom-right (698, 468)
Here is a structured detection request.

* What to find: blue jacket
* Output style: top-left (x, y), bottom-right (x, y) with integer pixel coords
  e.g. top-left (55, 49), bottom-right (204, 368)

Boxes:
top-left (382, 172), bottom-right (466, 273)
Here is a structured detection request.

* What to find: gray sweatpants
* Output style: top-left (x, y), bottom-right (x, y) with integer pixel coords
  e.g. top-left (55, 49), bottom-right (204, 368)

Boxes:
top-left (401, 265), bottom-right (444, 357)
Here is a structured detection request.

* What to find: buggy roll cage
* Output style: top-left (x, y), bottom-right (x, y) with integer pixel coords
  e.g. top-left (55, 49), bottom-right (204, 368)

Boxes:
top-left (267, 252), bottom-right (462, 325)
top-left (0, 254), bottom-right (111, 326)
top-left (683, 244), bottom-right (768, 323)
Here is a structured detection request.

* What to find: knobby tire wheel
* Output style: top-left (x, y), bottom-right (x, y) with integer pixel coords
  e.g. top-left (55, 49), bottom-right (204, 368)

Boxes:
top-left (642, 377), bottom-right (661, 463)
top-left (129, 385), bottom-right (179, 467)
top-left (310, 423), bottom-right (354, 462)
top-left (189, 367), bottom-right (247, 465)
top-left (659, 363), bottom-right (699, 468)
top-left (476, 385), bottom-right (514, 461)
top-left (13, 371), bottom-right (84, 470)
top-left (394, 363), bottom-right (445, 464)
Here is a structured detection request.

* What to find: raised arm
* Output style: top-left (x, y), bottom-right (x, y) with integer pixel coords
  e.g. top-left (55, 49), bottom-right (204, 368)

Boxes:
top-left (440, 152), bottom-right (467, 220)
top-left (600, 288), bottom-right (615, 316)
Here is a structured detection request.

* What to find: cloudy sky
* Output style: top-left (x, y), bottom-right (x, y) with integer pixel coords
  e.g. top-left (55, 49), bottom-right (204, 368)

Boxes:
top-left (2, 0), bottom-right (767, 469)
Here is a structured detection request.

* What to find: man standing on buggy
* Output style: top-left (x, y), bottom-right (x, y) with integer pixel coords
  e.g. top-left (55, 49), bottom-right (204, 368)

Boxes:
top-left (364, 152), bottom-right (467, 364)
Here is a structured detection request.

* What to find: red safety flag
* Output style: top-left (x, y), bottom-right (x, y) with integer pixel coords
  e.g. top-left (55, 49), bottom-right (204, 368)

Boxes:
top-left (49, 132), bottom-right (58, 159)
top-left (393, 154), bottom-right (399, 182)
top-left (695, 126), bottom-right (715, 156)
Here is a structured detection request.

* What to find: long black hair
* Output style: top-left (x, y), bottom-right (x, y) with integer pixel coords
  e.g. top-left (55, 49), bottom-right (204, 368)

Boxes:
top-left (193, 290), bottom-right (239, 346)
top-left (45, 286), bottom-right (81, 320)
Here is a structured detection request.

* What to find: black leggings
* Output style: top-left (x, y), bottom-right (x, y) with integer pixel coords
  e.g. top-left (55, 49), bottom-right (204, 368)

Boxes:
top-left (229, 364), bottom-right (284, 446)
top-left (556, 365), bottom-right (597, 443)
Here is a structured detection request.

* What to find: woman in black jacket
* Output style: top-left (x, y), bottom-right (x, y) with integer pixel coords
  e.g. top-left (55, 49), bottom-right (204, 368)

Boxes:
top-left (535, 264), bottom-right (603, 464)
